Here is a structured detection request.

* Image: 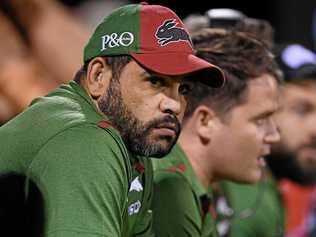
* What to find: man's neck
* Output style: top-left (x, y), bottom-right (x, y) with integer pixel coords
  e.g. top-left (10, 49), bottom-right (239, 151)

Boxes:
top-left (178, 134), bottom-right (213, 190)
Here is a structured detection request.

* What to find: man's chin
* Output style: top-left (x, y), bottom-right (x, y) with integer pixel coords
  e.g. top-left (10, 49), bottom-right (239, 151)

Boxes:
top-left (149, 144), bottom-right (174, 158)
top-left (145, 139), bottom-right (176, 158)
top-left (233, 171), bottom-right (263, 184)
top-left (267, 151), bottom-right (316, 185)
top-left (150, 152), bottom-right (169, 159)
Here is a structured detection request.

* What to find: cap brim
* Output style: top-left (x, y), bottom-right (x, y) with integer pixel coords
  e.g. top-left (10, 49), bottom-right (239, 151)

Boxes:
top-left (131, 52), bottom-right (225, 88)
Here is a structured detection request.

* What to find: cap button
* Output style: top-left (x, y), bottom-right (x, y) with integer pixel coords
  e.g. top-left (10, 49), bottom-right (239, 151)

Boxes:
top-left (140, 2), bottom-right (149, 5)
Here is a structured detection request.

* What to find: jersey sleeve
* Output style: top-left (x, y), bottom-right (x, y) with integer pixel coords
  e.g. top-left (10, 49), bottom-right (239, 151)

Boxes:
top-left (29, 124), bottom-right (129, 237)
top-left (152, 171), bottom-right (202, 237)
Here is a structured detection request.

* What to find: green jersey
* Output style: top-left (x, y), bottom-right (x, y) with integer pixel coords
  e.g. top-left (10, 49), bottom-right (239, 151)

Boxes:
top-left (152, 144), bottom-right (218, 237)
top-left (217, 175), bottom-right (284, 237)
top-left (0, 81), bottom-right (153, 237)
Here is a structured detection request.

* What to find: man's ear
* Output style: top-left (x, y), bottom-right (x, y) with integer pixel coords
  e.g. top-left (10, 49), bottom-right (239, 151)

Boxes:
top-left (193, 105), bottom-right (218, 143)
top-left (85, 57), bottom-right (112, 99)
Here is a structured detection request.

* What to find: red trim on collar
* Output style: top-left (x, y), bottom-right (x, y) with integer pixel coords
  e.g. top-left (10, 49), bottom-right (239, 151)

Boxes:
top-left (97, 121), bottom-right (112, 129)
top-left (166, 163), bottom-right (186, 173)
top-left (135, 162), bottom-right (145, 173)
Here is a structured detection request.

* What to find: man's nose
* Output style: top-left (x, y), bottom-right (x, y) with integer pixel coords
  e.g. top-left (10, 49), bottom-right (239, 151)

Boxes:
top-left (159, 89), bottom-right (182, 115)
top-left (264, 119), bottom-right (281, 144)
top-left (306, 113), bottom-right (316, 137)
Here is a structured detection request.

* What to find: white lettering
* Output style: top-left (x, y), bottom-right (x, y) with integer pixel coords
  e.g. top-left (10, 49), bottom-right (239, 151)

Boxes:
top-left (101, 32), bottom-right (134, 51)
top-left (119, 32), bottom-right (134, 46)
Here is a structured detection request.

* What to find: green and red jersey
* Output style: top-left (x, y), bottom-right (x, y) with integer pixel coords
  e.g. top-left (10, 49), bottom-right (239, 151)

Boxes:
top-left (0, 81), bottom-right (153, 237)
top-left (152, 144), bottom-right (218, 237)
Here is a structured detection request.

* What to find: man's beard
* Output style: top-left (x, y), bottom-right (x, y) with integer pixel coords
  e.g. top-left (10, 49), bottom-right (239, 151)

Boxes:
top-left (266, 143), bottom-right (316, 185)
top-left (98, 78), bottom-right (181, 158)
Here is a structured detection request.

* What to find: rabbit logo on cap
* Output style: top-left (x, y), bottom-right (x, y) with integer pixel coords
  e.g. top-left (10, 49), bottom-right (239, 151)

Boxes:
top-left (155, 19), bottom-right (192, 47)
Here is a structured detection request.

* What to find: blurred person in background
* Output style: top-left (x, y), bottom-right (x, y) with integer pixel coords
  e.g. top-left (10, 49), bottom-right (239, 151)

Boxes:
top-left (152, 28), bottom-right (281, 237)
top-left (215, 44), bottom-right (316, 237)
top-left (0, 0), bottom-right (90, 125)
top-left (0, 10), bottom-right (58, 122)
top-left (0, 0), bottom-right (88, 84)
top-left (268, 44), bottom-right (316, 237)
top-left (185, 9), bottom-right (286, 237)
top-left (201, 9), bottom-right (316, 237)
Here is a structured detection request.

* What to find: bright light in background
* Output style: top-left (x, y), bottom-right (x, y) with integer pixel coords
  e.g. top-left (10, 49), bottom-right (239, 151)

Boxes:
top-left (281, 44), bottom-right (316, 69)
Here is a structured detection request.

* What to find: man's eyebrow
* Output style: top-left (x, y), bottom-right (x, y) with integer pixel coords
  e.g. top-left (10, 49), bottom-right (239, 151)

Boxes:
top-left (253, 109), bottom-right (278, 120)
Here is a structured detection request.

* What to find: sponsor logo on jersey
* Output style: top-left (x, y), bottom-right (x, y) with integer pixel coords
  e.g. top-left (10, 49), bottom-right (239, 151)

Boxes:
top-left (129, 176), bottom-right (143, 192)
top-left (128, 200), bottom-right (142, 216)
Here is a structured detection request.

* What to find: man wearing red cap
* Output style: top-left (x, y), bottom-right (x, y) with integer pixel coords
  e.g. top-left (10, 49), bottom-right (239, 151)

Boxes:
top-left (0, 3), bottom-right (224, 237)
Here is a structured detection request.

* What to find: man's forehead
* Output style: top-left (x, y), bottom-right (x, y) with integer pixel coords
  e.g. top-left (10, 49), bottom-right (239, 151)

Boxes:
top-left (248, 74), bottom-right (279, 99)
top-left (248, 73), bottom-right (278, 89)
top-left (235, 75), bottom-right (279, 115)
top-left (285, 80), bottom-right (316, 92)
top-left (282, 82), bottom-right (316, 103)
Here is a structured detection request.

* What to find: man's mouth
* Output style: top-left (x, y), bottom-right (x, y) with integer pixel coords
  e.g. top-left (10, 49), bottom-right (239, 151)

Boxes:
top-left (156, 123), bottom-right (177, 130)
top-left (257, 148), bottom-right (271, 167)
top-left (154, 123), bottom-right (178, 137)
top-left (257, 156), bottom-right (266, 167)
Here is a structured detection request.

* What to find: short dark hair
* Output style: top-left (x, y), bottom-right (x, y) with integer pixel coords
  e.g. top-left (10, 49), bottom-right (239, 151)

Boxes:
top-left (73, 55), bottom-right (132, 83)
top-left (184, 29), bottom-right (282, 121)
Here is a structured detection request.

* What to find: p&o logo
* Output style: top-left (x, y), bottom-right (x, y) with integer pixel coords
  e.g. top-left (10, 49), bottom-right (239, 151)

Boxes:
top-left (101, 32), bottom-right (134, 50)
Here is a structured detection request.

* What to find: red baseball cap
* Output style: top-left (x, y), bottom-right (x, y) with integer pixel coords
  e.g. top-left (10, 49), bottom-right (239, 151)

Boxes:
top-left (84, 3), bottom-right (225, 87)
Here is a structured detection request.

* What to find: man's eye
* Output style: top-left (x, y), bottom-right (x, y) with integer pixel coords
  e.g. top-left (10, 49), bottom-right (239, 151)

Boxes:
top-left (291, 104), bottom-right (313, 117)
top-left (179, 83), bottom-right (192, 95)
top-left (255, 118), bottom-right (266, 126)
top-left (149, 76), bottom-right (165, 87)
top-left (254, 114), bottom-right (272, 126)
